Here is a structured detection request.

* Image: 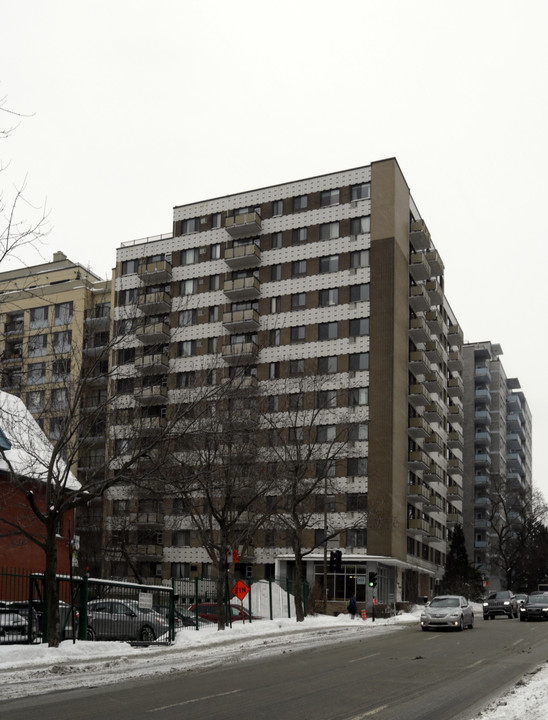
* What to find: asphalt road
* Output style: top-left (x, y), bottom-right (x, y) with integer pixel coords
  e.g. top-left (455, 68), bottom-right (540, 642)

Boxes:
top-left (4, 617), bottom-right (548, 720)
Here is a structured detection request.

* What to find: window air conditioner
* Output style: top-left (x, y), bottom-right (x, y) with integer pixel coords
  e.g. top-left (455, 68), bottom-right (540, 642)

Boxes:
top-left (199, 247), bottom-right (206, 254)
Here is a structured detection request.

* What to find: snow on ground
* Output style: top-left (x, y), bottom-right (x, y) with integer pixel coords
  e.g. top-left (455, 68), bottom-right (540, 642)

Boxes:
top-left (0, 605), bottom-right (546, 718)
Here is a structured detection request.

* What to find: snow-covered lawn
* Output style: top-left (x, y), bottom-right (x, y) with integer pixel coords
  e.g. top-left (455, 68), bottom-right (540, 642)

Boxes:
top-left (0, 605), bottom-right (546, 718)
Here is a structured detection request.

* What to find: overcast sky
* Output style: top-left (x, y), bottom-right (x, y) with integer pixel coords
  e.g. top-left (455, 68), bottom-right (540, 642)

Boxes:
top-left (1, 0), bottom-right (547, 497)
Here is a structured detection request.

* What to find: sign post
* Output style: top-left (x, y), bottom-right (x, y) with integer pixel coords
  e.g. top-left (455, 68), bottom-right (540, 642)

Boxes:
top-left (231, 580), bottom-right (250, 623)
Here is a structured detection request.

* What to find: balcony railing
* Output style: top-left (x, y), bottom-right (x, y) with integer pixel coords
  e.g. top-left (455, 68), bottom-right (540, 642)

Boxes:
top-left (224, 243), bottom-right (261, 269)
top-left (138, 259), bottom-right (172, 283)
top-left (409, 252), bottom-right (431, 282)
top-left (408, 383), bottom-right (430, 408)
top-left (409, 220), bottom-right (431, 251)
top-left (138, 291), bottom-right (171, 314)
top-left (225, 211), bottom-right (262, 238)
top-left (222, 308), bottom-right (260, 333)
top-left (223, 276), bottom-right (261, 300)
top-left (408, 416), bottom-right (430, 440)
top-left (409, 284), bottom-right (431, 313)
top-left (409, 316), bottom-right (429, 344)
top-left (136, 320), bottom-right (170, 344)
top-left (221, 340), bottom-right (259, 364)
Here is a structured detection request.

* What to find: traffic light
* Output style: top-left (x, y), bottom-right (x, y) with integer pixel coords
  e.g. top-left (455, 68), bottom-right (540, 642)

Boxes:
top-left (335, 550), bottom-right (342, 573)
top-left (368, 571), bottom-right (377, 588)
top-left (329, 550), bottom-right (335, 572)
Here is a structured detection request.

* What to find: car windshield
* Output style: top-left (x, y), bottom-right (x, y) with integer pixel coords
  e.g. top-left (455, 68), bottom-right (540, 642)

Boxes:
top-left (429, 597), bottom-right (459, 608)
top-left (529, 594), bottom-right (548, 603)
top-left (487, 591), bottom-right (509, 599)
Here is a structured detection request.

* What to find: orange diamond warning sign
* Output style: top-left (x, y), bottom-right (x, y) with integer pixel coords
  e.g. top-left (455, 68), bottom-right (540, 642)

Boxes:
top-left (232, 580), bottom-right (250, 601)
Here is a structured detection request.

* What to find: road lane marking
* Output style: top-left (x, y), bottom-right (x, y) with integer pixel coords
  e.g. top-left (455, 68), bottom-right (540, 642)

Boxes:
top-left (148, 689), bottom-right (242, 712)
top-left (465, 660), bottom-right (483, 669)
top-left (512, 639), bottom-right (523, 647)
top-left (348, 704), bottom-right (389, 718)
top-left (349, 652), bottom-right (380, 663)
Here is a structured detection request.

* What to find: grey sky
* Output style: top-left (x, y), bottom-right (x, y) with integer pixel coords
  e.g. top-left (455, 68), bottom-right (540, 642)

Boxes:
top-left (1, 0), bottom-right (546, 496)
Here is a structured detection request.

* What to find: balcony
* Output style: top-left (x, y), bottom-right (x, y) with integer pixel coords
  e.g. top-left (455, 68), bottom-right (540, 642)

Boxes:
top-left (225, 211), bottom-right (262, 239)
top-left (408, 416), bottom-right (430, 440)
top-left (135, 544), bottom-right (164, 560)
top-left (475, 408), bottom-right (491, 426)
top-left (506, 412), bottom-right (522, 432)
top-left (138, 259), bottom-right (172, 284)
top-left (5, 320), bottom-right (24, 335)
top-left (135, 353), bottom-right (169, 374)
top-left (408, 450), bottom-right (430, 472)
top-left (409, 349), bottom-right (429, 378)
top-left (408, 484), bottom-right (430, 505)
top-left (424, 370), bottom-right (444, 396)
top-left (224, 243), bottom-right (261, 269)
top-left (447, 376), bottom-right (464, 398)
top-left (447, 324), bottom-right (463, 348)
top-left (83, 340), bottom-right (108, 358)
top-left (135, 512), bottom-right (163, 526)
top-left (425, 279), bottom-right (443, 305)
top-left (474, 430), bottom-right (491, 446)
top-left (448, 404), bottom-right (464, 428)
top-left (425, 525), bottom-right (444, 543)
top-left (409, 220), bottom-right (430, 251)
top-left (507, 432), bottom-right (523, 451)
top-left (140, 416), bottom-right (167, 432)
top-left (424, 431), bottom-right (443, 454)
top-left (474, 365), bottom-right (491, 384)
top-left (447, 457), bottom-right (464, 477)
top-left (447, 431), bottom-right (463, 452)
top-left (447, 351), bottom-right (463, 374)
top-left (85, 309), bottom-right (111, 330)
top-left (136, 384), bottom-right (168, 405)
top-left (223, 276), bottom-right (261, 301)
top-left (475, 387), bottom-right (491, 404)
top-left (136, 320), bottom-right (170, 344)
top-left (409, 252), bottom-right (431, 282)
top-left (425, 309), bottom-right (444, 336)
top-left (409, 284), bottom-right (431, 313)
top-left (221, 340), bottom-right (259, 364)
top-left (424, 402), bottom-right (444, 425)
top-left (447, 512), bottom-right (463, 526)
top-left (474, 474), bottom-right (490, 486)
top-left (222, 308), bottom-right (260, 333)
top-left (507, 453), bottom-right (525, 473)
top-left (408, 383), bottom-right (430, 408)
top-left (474, 451), bottom-right (491, 467)
top-left (424, 462), bottom-right (445, 486)
top-left (425, 249), bottom-right (444, 276)
top-left (447, 483), bottom-right (464, 501)
top-left (425, 339), bottom-right (444, 364)
top-left (138, 291), bottom-right (171, 314)
top-left (474, 495), bottom-right (491, 507)
top-left (427, 492), bottom-right (444, 512)
top-left (408, 518), bottom-right (430, 536)
top-left (409, 316), bottom-right (429, 344)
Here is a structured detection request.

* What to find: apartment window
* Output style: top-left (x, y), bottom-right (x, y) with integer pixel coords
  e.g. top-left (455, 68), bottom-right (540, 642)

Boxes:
top-left (269, 362), bottom-right (279, 379)
top-left (317, 425), bottom-right (336, 443)
top-left (350, 250), bottom-right (370, 268)
top-left (180, 278), bottom-right (199, 295)
top-left (349, 352), bottom-right (370, 371)
top-left (318, 390), bottom-right (337, 408)
top-left (316, 459), bottom-right (336, 477)
top-left (292, 227), bottom-right (307, 245)
top-left (121, 259), bottom-right (139, 275)
top-left (208, 337), bottom-right (218, 354)
top-left (319, 255), bottom-right (339, 273)
top-left (117, 378), bottom-right (134, 395)
top-left (178, 340), bottom-right (196, 357)
top-left (349, 283), bottom-right (370, 302)
top-left (209, 306), bottom-right (219, 322)
top-left (291, 292), bottom-right (306, 309)
top-left (181, 248), bottom-right (199, 265)
top-left (52, 387), bottom-right (69, 410)
top-left (179, 309), bottom-right (197, 326)
top-left (290, 325), bottom-right (306, 343)
top-left (289, 393), bottom-right (304, 410)
top-left (177, 371), bottom-right (195, 388)
top-left (349, 318), bottom-right (369, 337)
top-left (53, 330), bottom-right (72, 354)
top-left (270, 329), bottom-right (281, 347)
top-left (320, 222), bottom-right (339, 241)
top-left (210, 274), bottom-right (220, 291)
top-left (348, 457), bottom-right (368, 477)
top-left (171, 563), bottom-right (190, 579)
top-left (120, 288), bottom-right (138, 305)
top-left (54, 301), bottom-right (73, 326)
top-left (271, 296), bottom-right (281, 313)
top-left (118, 347), bottom-right (135, 364)
top-left (290, 359), bottom-right (305, 375)
top-left (28, 333), bottom-right (48, 357)
top-left (271, 231), bottom-right (282, 249)
top-left (349, 423), bottom-right (369, 441)
top-left (174, 530), bottom-right (191, 547)
top-left (272, 200), bottom-right (283, 216)
top-left (293, 194), bottom-right (308, 211)
top-left (271, 264), bottom-right (282, 281)
top-left (351, 216), bottom-right (371, 235)
top-left (318, 355), bottom-right (337, 374)
top-left (27, 390), bottom-right (45, 413)
top-left (319, 288), bottom-right (338, 307)
top-left (349, 388), bottom-right (368, 406)
top-left (347, 529), bottom-right (367, 547)
top-left (347, 493), bottom-right (367, 512)
top-left (30, 306), bottom-right (48, 329)
top-left (27, 362), bottom-right (46, 385)
top-left (182, 217), bottom-right (199, 234)
top-left (210, 243), bottom-right (221, 260)
top-left (52, 359), bottom-right (70, 382)
top-left (351, 183), bottom-right (370, 201)
top-left (318, 322), bottom-right (338, 341)
top-left (289, 426), bottom-right (304, 443)
top-left (211, 213), bottom-right (222, 229)
top-left (320, 188), bottom-right (340, 207)
top-left (268, 395), bottom-right (279, 412)
top-left (292, 259), bottom-right (306, 276)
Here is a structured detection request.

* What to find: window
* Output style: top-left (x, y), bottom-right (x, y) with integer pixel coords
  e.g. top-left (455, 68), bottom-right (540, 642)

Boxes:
top-left (210, 274), bottom-right (220, 291)
top-left (291, 292), bottom-right (306, 309)
top-left (51, 387), bottom-right (69, 410)
top-left (349, 352), bottom-right (370, 371)
top-left (30, 306), bottom-right (48, 329)
top-left (349, 283), bottom-right (370, 302)
top-left (318, 390), bottom-right (337, 408)
top-left (55, 301), bottom-right (73, 326)
top-left (177, 371), bottom-right (195, 388)
top-left (120, 288), bottom-right (137, 305)
top-left (270, 329), bottom-right (280, 347)
top-left (122, 259), bottom-right (139, 275)
top-left (292, 228), bottom-right (307, 244)
top-left (317, 425), bottom-right (336, 443)
top-left (316, 459), bottom-right (336, 477)
top-left (208, 337), bottom-right (218, 354)
top-left (181, 248), bottom-right (199, 265)
top-left (320, 189), bottom-right (339, 207)
top-left (289, 426), bottom-right (304, 443)
top-left (349, 388), bottom-right (368, 406)
top-left (117, 378), bottom-right (134, 395)
top-left (211, 213), bottom-right (221, 229)
top-left (53, 330), bottom-right (72, 354)
top-left (118, 347), bottom-right (135, 364)
top-left (349, 423), bottom-right (369, 441)
top-left (269, 362), bottom-right (279, 379)
top-left (290, 325), bottom-right (306, 343)
top-left (271, 264), bottom-right (282, 281)
top-left (174, 530), bottom-right (191, 547)
top-left (209, 306), bottom-right (219, 322)
top-left (349, 318), bottom-right (369, 337)
top-left (28, 333), bottom-right (47, 357)
top-left (268, 395), bottom-right (279, 412)
top-left (293, 194), bottom-right (308, 211)
top-left (272, 200), bottom-right (283, 216)
top-left (347, 493), bottom-right (367, 511)
top-left (171, 563), bottom-right (190, 579)
top-left (289, 359), bottom-right (304, 376)
top-left (350, 250), bottom-right (370, 268)
top-left (182, 217), bottom-right (199, 234)
top-left (27, 362), bottom-right (46, 385)
top-left (27, 390), bottom-right (45, 413)
top-left (292, 259), bottom-right (306, 276)
top-left (347, 457), bottom-right (368, 477)
top-left (351, 216), bottom-right (371, 235)
top-left (52, 358), bottom-right (70, 382)
top-left (319, 255), bottom-right (339, 273)
top-left (180, 278), bottom-right (199, 295)
top-left (351, 183), bottom-right (370, 201)
top-left (178, 340), bottom-right (196, 357)
top-left (319, 288), bottom-right (338, 307)
top-left (318, 322), bottom-right (338, 340)
top-left (320, 222), bottom-right (339, 241)
top-left (318, 355), bottom-right (337, 374)
top-left (211, 243), bottom-right (221, 260)
top-left (271, 231), bottom-right (282, 249)
top-left (347, 529), bottom-right (367, 547)
top-left (289, 392), bottom-right (304, 410)
top-left (271, 296), bottom-right (281, 313)
top-left (179, 309), bottom-right (197, 326)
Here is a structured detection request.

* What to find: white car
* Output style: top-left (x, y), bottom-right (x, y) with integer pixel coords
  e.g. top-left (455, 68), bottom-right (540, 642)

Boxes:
top-left (0, 609), bottom-right (28, 644)
top-left (420, 595), bottom-right (474, 631)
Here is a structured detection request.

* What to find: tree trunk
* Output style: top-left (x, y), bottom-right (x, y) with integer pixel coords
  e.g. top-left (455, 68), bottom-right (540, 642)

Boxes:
top-left (293, 544), bottom-right (305, 622)
top-left (45, 519), bottom-right (61, 647)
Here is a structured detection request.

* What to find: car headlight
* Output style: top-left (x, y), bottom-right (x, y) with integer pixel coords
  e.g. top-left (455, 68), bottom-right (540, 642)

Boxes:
top-left (542, 608), bottom-right (548, 612)
top-left (503, 601), bottom-right (510, 605)
top-left (520, 606), bottom-right (526, 612)
top-left (483, 602), bottom-right (488, 606)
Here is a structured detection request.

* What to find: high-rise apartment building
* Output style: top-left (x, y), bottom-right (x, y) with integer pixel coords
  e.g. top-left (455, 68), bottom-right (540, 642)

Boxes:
top-left (462, 342), bottom-right (532, 589)
top-left (106, 158), bottom-right (465, 609)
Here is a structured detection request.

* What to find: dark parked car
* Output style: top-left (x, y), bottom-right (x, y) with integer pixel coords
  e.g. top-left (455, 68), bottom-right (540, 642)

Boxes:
top-left (188, 603), bottom-right (262, 624)
top-left (519, 593), bottom-right (548, 622)
top-left (0, 609), bottom-right (28, 644)
top-left (152, 605), bottom-right (209, 629)
top-left (86, 599), bottom-right (170, 641)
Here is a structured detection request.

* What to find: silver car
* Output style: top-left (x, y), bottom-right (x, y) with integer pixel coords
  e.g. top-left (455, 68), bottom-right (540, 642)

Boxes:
top-left (0, 609), bottom-right (28, 644)
top-left (420, 595), bottom-right (474, 631)
top-left (86, 599), bottom-right (170, 642)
